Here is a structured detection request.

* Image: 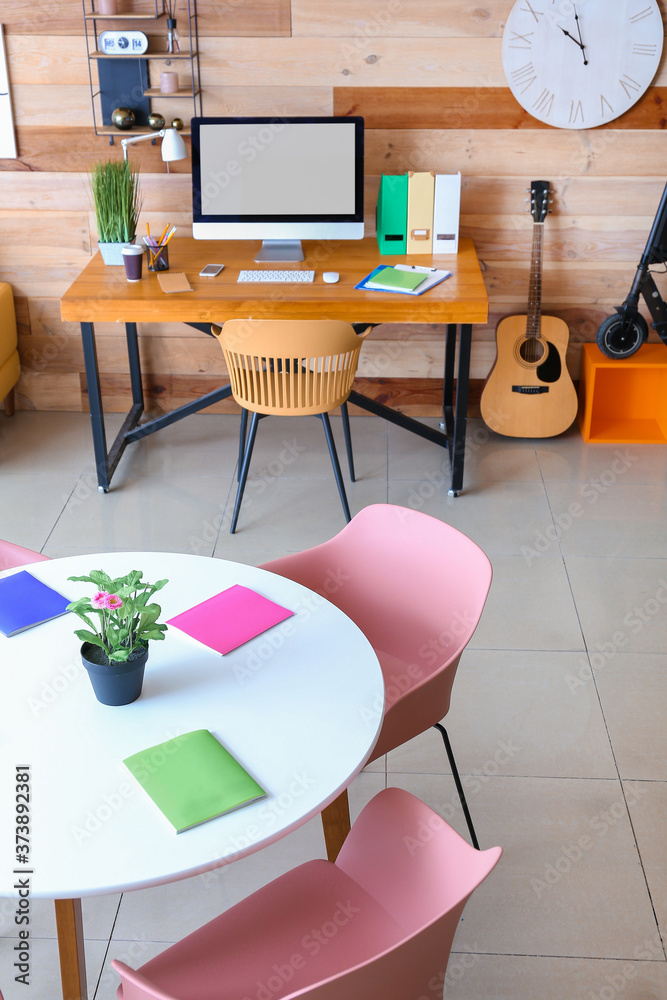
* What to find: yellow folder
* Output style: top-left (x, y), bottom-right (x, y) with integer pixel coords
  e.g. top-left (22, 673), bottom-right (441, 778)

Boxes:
top-left (406, 170), bottom-right (435, 254)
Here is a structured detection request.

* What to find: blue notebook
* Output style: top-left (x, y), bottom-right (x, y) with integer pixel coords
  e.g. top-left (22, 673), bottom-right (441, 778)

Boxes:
top-left (0, 570), bottom-right (70, 637)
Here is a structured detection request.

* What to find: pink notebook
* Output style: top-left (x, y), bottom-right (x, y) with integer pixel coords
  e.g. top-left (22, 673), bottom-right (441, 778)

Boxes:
top-left (166, 585), bottom-right (294, 655)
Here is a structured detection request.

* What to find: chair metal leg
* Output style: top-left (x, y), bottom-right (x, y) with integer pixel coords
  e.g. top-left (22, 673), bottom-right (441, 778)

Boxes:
top-left (340, 401), bottom-right (355, 481)
top-left (230, 411), bottom-right (260, 533)
top-left (238, 408), bottom-right (248, 482)
top-left (319, 412), bottom-right (351, 523)
top-left (433, 722), bottom-right (480, 850)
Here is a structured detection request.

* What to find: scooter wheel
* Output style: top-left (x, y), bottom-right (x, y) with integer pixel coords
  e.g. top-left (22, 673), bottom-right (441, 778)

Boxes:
top-left (596, 314), bottom-right (648, 359)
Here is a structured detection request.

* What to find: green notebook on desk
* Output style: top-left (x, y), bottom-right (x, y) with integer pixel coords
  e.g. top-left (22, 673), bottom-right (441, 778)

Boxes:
top-left (364, 265), bottom-right (427, 293)
top-left (123, 729), bottom-right (266, 833)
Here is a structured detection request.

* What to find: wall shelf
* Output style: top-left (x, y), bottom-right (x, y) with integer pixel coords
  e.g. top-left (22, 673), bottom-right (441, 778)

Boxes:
top-left (82, 0), bottom-right (201, 140)
top-left (578, 342), bottom-right (667, 443)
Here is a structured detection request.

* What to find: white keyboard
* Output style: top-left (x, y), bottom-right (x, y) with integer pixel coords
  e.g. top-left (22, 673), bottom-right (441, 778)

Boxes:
top-left (237, 269), bottom-right (315, 283)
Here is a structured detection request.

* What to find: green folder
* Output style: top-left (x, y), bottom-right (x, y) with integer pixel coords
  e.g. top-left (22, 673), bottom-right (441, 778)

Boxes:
top-left (376, 174), bottom-right (408, 255)
top-left (123, 729), bottom-right (266, 833)
top-left (365, 266), bottom-right (427, 292)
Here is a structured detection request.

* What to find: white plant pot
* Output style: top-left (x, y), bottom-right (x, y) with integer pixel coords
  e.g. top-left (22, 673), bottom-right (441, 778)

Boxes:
top-left (98, 241), bottom-right (132, 266)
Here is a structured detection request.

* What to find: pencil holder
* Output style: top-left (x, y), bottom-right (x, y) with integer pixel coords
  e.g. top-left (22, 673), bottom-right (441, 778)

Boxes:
top-left (145, 243), bottom-right (169, 272)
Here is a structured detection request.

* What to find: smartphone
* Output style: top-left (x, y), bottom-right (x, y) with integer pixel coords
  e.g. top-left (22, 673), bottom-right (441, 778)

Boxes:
top-left (199, 264), bottom-right (225, 277)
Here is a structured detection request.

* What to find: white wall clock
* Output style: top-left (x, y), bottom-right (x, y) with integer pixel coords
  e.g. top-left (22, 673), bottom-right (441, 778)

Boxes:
top-left (502, 0), bottom-right (664, 129)
top-left (0, 24), bottom-right (17, 158)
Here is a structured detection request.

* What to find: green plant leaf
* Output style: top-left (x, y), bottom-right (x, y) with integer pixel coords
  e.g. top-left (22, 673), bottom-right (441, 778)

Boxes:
top-left (74, 629), bottom-right (107, 649)
top-left (90, 160), bottom-right (142, 244)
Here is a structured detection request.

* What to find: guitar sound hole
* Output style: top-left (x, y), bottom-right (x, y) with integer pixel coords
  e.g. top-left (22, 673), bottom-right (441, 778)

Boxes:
top-left (519, 338), bottom-right (546, 365)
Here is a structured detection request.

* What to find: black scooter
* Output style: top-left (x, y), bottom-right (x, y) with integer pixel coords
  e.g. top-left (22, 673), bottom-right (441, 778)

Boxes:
top-left (596, 182), bottom-right (667, 359)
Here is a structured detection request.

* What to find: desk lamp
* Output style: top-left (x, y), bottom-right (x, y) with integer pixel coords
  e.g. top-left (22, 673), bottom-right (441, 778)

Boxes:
top-left (120, 128), bottom-right (187, 172)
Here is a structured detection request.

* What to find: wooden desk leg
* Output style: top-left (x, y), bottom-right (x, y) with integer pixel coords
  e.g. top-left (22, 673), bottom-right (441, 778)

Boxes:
top-left (54, 898), bottom-right (87, 1000)
top-left (321, 789), bottom-right (351, 861)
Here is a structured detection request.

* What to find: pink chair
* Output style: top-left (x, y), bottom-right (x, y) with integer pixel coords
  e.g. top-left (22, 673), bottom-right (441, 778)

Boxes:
top-left (112, 787), bottom-right (501, 1000)
top-left (0, 539), bottom-right (50, 572)
top-left (261, 504), bottom-right (492, 852)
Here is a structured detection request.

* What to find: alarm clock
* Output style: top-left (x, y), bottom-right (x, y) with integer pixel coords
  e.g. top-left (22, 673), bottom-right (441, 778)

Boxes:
top-left (98, 31), bottom-right (148, 55)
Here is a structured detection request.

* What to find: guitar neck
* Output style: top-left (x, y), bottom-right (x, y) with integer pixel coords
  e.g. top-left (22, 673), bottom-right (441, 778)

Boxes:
top-left (527, 221), bottom-right (543, 340)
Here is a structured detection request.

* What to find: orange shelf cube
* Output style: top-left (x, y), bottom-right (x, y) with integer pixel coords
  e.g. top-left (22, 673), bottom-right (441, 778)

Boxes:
top-left (578, 342), bottom-right (667, 443)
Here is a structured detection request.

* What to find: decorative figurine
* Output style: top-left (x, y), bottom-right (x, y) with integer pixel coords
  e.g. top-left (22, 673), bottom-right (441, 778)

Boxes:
top-left (111, 107), bottom-right (135, 130)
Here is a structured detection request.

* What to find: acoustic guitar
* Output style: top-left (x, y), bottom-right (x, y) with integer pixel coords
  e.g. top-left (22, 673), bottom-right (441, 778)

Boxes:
top-left (480, 180), bottom-right (577, 438)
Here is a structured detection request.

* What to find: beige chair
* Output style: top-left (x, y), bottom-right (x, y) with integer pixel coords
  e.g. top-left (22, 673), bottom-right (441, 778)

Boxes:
top-left (212, 319), bottom-right (370, 532)
top-left (0, 283), bottom-right (20, 416)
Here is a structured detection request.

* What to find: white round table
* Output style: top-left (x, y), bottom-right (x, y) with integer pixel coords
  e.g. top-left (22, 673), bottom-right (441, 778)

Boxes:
top-left (0, 552), bottom-right (384, 999)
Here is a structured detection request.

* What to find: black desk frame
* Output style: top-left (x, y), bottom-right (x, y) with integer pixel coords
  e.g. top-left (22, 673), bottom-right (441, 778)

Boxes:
top-left (81, 320), bottom-right (471, 496)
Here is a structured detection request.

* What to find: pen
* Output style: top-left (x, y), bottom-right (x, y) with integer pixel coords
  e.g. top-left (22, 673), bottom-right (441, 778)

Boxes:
top-left (152, 227), bottom-right (177, 265)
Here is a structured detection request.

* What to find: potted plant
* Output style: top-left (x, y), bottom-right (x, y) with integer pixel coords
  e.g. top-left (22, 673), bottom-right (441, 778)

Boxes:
top-left (67, 569), bottom-right (168, 705)
top-left (89, 160), bottom-right (142, 266)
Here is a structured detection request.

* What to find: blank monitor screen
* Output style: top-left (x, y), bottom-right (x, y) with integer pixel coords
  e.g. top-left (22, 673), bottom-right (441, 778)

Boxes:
top-left (191, 116), bottom-right (364, 260)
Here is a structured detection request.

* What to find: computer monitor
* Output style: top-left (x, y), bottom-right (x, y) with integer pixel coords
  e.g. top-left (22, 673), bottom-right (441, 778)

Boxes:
top-left (191, 116), bottom-right (364, 262)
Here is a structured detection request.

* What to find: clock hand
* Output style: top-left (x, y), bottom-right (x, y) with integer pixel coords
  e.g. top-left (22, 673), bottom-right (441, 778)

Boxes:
top-left (573, 6), bottom-right (588, 64)
top-left (559, 26), bottom-right (588, 65)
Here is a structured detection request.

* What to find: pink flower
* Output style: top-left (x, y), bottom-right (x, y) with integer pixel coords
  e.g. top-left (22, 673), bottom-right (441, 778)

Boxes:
top-left (105, 594), bottom-right (123, 610)
top-left (91, 591), bottom-right (110, 609)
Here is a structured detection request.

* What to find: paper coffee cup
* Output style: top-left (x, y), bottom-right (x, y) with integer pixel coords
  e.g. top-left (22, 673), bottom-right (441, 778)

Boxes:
top-left (122, 244), bottom-right (144, 282)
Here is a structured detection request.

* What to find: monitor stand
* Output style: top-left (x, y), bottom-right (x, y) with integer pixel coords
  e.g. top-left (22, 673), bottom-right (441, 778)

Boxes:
top-left (254, 240), bottom-right (305, 263)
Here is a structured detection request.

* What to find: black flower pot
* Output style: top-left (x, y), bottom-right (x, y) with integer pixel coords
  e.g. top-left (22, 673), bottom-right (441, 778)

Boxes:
top-left (81, 642), bottom-right (148, 706)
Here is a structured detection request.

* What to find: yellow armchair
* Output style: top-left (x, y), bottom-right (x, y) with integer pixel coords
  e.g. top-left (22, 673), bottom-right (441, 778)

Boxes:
top-left (0, 283), bottom-right (20, 416)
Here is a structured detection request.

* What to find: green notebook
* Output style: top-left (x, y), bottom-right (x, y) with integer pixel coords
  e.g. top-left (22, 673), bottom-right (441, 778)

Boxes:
top-left (123, 729), bottom-right (267, 833)
top-left (364, 266), bottom-right (427, 292)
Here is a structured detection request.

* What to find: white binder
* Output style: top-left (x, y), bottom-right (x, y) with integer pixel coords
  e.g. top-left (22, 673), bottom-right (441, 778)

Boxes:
top-left (433, 173), bottom-right (461, 254)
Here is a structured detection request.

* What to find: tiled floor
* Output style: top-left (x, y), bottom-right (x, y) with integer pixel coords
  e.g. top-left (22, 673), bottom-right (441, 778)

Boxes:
top-left (1, 408), bottom-right (666, 999)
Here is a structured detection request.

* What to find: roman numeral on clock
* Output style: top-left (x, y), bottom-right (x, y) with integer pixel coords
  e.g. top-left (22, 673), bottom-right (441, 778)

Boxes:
top-left (511, 62), bottom-right (537, 92)
top-left (629, 6), bottom-right (654, 22)
top-left (620, 74), bottom-right (641, 97)
top-left (568, 100), bottom-right (584, 124)
top-left (508, 30), bottom-right (533, 48)
top-left (533, 89), bottom-right (554, 115)
top-left (600, 94), bottom-right (614, 117)
top-left (519, 1), bottom-right (544, 21)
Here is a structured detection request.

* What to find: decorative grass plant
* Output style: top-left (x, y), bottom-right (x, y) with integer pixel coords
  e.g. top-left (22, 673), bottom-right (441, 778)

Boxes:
top-left (90, 160), bottom-right (142, 244)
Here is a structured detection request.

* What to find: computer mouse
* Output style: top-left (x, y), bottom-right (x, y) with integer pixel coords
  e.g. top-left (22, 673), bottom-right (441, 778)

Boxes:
top-left (323, 272), bottom-right (340, 284)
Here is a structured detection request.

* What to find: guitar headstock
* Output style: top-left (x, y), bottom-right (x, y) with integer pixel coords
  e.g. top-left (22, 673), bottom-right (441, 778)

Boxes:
top-left (530, 180), bottom-right (551, 224)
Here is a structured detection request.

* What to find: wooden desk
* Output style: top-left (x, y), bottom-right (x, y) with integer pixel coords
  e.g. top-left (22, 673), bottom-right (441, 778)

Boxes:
top-left (60, 237), bottom-right (488, 494)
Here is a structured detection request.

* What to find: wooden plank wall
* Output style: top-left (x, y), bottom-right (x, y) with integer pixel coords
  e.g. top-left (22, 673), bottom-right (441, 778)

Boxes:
top-left (1, 0), bottom-right (666, 415)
